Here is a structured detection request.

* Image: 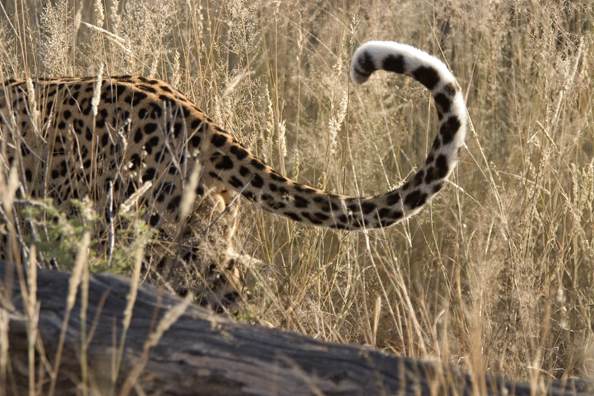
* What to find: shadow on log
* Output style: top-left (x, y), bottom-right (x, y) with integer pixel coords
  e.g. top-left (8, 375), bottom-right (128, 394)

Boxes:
top-left (1, 260), bottom-right (592, 396)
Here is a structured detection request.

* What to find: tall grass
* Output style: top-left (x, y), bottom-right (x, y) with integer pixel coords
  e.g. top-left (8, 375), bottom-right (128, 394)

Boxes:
top-left (1, 0), bottom-right (593, 385)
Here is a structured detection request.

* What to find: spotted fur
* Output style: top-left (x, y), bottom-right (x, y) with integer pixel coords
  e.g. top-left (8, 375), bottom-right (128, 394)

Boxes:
top-left (0, 41), bottom-right (466, 306)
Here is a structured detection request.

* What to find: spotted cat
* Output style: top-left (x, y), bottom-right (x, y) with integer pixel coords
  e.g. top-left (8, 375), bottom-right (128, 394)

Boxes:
top-left (0, 41), bottom-right (466, 307)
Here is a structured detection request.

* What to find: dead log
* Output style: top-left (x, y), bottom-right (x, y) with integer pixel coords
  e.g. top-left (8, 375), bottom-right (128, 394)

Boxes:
top-left (1, 260), bottom-right (591, 396)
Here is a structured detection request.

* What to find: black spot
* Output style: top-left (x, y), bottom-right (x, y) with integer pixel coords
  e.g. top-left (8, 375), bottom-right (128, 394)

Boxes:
top-left (383, 54), bottom-right (405, 74)
top-left (20, 143), bottom-right (30, 157)
top-left (269, 183), bottom-right (277, 192)
top-left (413, 66), bottom-right (440, 90)
top-left (439, 116), bottom-right (461, 145)
top-left (158, 94), bottom-right (171, 106)
top-left (434, 155), bottom-right (449, 179)
top-left (85, 128), bottom-right (93, 142)
top-left (314, 212), bottom-right (330, 221)
top-left (144, 136), bottom-right (160, 155)
top-left (83, 159), bottom-right (91, 169)
top-left (301, 212), bottom-right (323, 225)
top-left (360, 201), bottom-right (376, 215)
top-left (425, 154), bottom-right (435, 165)
top-left (269, 172), bottom-right (286, 182)
top-left (149, 214), bottom-right (161, 227)
top-left (137, 84), bottom-right (157, 93)
top-left (380, 219), bottom-right (396, 227)
top-left (125, 182), bottom-right (137, 196)
top-left (444, 82), bottom-right (458, 96)
top-left (229, 176), bottom-right (244, 189)
top-left (239, 166), bottom-right (250, 177)
top-left (195, 185), bottom-right (204, 196)
top-left (82, 100), bottom-right (93, 115)
top-left (155, 148), bottom-right (167, 163)
top-left (95, 118), bottom-right (106, 129)
top-left (130, 153), bottom-right (141, 170)
top-left (433, 183), bottom-right (443, 193)
top-left (124, 92), bottom-right (148, 106)
top-left (404, 190), bottom-right (428, 209)
top-left (149, 102), bottom-right (162, 119)
top-left (242, 190), bottom-right (257, 201)
top-left (413, 170), bottom-right (425, 187)
top-left (424, 166), bottom-right (437, 184)
top-left (284, 212), bottom-right (302, 222)
top-left (63, 110), bottom-right (72, 120)
top-left (432, 136), bottom-right (442, 150)
top-left (181, 106), bottom-right (191, 117)
top-left (134, 128), bottom-right (143, 143)
top-left (390, 211), bottom-right (403, 220)
top-left (251, 159), bottom-right (266, 171)
top-left (269, 201), bottom-right (285, 210)
top-left (433, 93), bottom-right (451, 114)
top-left (25, 169), bottom-right (32, 182)
top-left (191, 119), bottom-right (202, 129)
top-left (139, 108), bottom-right (148, 119)
top-left (356, 50), bottom-right (376, 79)
top-left (230, 145), bottom-right (248, 160)
top-left (386, 191), bottom-right (401, 205)
top-left (313, 196), bottom-right (338, 212)
top-left (346, 199), bottom-right (361, 213)
top-left (293, 195), bottom-right (308, 208)
top-left (190, 135), bottom-right (201, 148)
top-left (378, 208), bottom-right (391, 218)
top-left (173, 123), bottom-right (184, 138)
top-left (113, 83), bottom-right (128, 97)
top-left (155, 182), bottom-right (175, 200)
top-left (208, 171), bottom-right (223, 182)
top-left (101, 133), bottom-right (109, 147)
top-left (211, 134), bottom-right (227, 147)
top-left (144, 123), bottom-right (158, 134)
top-left (215, 155), bottom-right (234, 170)
top-left (251, 174), bottom-right (264, 188)
top-left (167, 195), bottom-right (182, 210)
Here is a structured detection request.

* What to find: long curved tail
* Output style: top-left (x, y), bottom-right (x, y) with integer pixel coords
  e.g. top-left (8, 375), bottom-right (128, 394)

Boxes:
top-left (214, 41), bottom-right (467, 230)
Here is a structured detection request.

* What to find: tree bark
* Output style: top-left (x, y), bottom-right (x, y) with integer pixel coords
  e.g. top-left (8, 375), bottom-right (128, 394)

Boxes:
top-left (0, 260), bottom-right (591, 396)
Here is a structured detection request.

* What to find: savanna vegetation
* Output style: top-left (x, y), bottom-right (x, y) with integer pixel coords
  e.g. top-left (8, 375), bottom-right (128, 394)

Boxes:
top-left (1, 0), bottom-right (593, 392)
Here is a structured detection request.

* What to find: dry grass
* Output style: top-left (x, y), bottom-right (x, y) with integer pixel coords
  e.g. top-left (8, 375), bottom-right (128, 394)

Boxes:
top-left (1, 0), bottom-right (594, 391)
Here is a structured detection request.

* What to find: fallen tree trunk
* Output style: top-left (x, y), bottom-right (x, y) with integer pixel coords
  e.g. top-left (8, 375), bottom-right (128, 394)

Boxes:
top-left (0, 260), bottom-right (591, 396)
